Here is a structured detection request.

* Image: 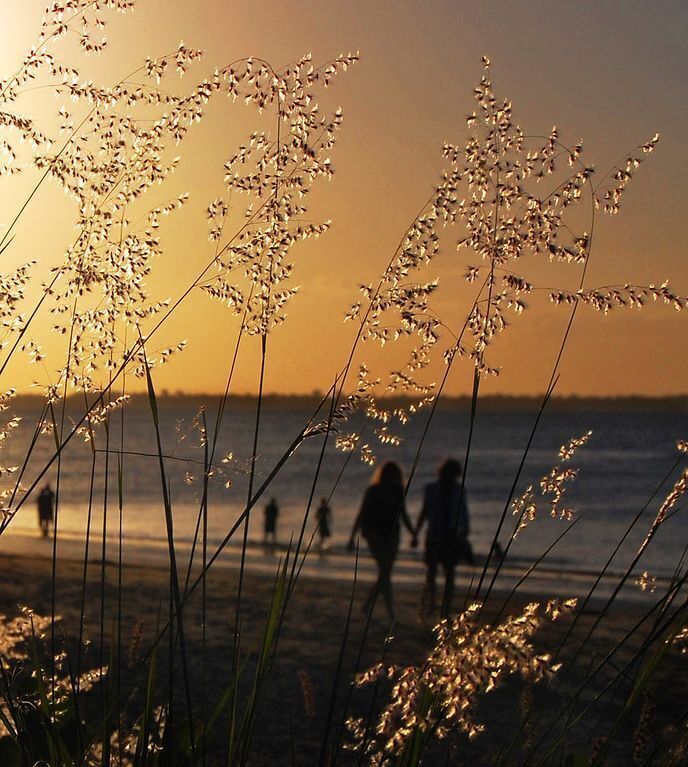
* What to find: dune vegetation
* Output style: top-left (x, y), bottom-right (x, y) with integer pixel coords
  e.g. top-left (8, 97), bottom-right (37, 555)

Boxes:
top-left (1, 3), bottom-right (687, 765)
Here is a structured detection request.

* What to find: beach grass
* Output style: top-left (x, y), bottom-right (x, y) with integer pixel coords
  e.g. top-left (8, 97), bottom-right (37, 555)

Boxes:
top-left (1, 3), bottom-right (688, 766)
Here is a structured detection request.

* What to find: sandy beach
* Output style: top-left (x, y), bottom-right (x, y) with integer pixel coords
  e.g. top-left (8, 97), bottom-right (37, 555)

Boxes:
top-left (1, 538), bottom-right (686, 765)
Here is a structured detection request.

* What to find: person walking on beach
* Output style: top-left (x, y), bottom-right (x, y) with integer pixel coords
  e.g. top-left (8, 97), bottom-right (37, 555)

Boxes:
top-left (415, 458), bottom-right (474, 617)
top-left (316, 497), bottom-right (332, 549)
top-left (348, 461), bottom-right (415, 620)
top-left (37, 483), bottom-right (55, 538)
top-left (264, 498), bottom-right (279, 545)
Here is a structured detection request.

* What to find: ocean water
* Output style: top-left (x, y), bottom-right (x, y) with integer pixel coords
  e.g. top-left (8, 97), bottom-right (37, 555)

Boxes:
top-left (3, 396), bottom-right (688, 579)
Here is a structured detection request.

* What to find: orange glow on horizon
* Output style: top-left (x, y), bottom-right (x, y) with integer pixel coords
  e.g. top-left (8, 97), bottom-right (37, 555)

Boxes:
top-left (1, 0), bottom-right (686, 398)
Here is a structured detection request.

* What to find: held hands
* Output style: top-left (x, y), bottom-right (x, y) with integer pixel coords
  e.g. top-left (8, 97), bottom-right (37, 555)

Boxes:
top-left (347, 533), bottom-right (418, 550)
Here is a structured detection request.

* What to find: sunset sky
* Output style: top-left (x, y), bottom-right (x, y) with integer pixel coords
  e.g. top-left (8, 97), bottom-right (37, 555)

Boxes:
top-left (1, 0), bottom-right (686, 397)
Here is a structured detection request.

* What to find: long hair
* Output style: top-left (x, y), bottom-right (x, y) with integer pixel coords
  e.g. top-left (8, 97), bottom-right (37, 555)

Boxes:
top-left (372, 460), bottom-right (403, 489)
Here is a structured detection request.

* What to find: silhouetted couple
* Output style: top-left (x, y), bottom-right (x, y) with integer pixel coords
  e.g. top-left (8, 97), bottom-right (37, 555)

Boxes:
top-left (264, 497), bottom-right (333, 549)
top-left (348, 458), bottom-right (474, 621)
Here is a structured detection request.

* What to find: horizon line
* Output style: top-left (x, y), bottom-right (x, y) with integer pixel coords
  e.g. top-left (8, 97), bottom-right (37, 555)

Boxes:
top-left (11, 391), bottom-right (688, 401)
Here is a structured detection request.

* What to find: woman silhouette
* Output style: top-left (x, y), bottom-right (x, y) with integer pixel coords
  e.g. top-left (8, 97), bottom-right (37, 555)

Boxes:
top-left (348, 461), bottom-right (414, 620)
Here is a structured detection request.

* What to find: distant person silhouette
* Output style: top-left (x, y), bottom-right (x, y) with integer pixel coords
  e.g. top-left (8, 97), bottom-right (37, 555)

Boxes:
top-left (37, 483), bottom-right (55, 538)
top-left (264, 498), bottom-right (279, 545)
top-left (415, 458), bottom-right (474, 617)
top-left (348, 461), bottom-right (414, 620)
top-left (316, 497), bottom-right (332, 549)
